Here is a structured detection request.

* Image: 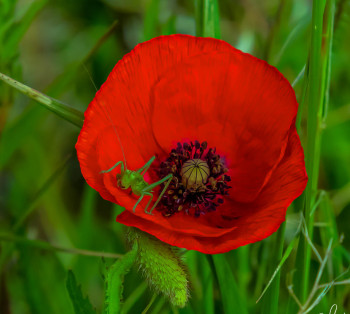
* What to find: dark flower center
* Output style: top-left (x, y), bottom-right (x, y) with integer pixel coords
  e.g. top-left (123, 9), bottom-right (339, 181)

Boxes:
top-left (157, 140), bottom-right (231, 217)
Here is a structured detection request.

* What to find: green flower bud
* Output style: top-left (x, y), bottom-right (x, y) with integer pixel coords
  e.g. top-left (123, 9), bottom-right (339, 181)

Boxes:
top-left (129, 228), bottom-right (189, 308)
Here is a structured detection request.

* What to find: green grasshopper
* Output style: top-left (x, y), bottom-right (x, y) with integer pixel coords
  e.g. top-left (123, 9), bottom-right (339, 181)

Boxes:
top-left (100, 156), bottom-right (173, 215)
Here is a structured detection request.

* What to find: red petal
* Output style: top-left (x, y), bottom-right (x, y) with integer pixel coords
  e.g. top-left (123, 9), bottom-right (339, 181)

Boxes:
top-left (116, 128), bottom-right (307, 253)
top-left (151, 50), bottom-right (298, 202)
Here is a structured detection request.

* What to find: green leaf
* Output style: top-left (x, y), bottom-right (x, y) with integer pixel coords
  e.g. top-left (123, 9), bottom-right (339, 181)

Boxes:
top-left (0, 72), bottom-right (84, 127)
top-left (66, 270), bottom-right (96, 314)
top-left (195, 0), bottom-right (221, 38)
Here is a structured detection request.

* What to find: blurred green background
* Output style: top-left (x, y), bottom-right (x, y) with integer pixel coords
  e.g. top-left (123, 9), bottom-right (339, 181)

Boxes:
top-left (0, 0), bottom-right (350, 313)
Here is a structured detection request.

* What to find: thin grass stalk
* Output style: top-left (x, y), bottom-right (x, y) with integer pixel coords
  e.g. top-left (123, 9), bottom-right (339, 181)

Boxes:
top-left (195, 0), bottom-right (221, 38)
top-left (297, 0), bottom-right (335, 303)
top-left (261, 223), bottom-right (286, 313)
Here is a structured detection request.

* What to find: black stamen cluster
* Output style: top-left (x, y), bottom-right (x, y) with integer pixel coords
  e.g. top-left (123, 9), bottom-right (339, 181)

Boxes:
top-left (157, 141), bottom-right (231, 217)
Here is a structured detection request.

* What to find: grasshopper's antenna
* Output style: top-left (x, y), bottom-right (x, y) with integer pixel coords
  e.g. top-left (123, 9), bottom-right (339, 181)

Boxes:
top-left (83, 64), bottom-right (128, 170)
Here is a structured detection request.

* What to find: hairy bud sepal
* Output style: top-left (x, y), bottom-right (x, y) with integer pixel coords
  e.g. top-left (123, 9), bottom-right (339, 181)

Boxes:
top-left (128, 228), bottom-right (189, 308)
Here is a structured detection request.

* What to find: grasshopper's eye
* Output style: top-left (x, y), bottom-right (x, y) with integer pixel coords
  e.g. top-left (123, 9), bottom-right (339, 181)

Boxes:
top-left (156, 140), bottom-right (231, 217)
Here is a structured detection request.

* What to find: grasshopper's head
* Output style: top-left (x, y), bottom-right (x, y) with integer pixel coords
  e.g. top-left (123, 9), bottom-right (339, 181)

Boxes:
top-left (117, 170), bottom-right (143, 190)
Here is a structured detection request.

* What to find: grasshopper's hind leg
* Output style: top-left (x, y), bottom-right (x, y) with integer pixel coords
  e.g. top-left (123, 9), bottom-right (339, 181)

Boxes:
top-left (100, 161), bottom-right (124, 174)
top-left (132, 174), bottom-right (173, 214)
top-left (143, 174), bottom-right (173, 215)
top-left (132, 192), bottom-right (152, 213)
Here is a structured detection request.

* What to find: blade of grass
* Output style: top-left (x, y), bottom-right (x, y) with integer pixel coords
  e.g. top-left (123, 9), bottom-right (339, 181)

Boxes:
top-left (195, 0), bottom-right (220, 38)
top-left (235, 246), bottom-right (250, 300)
top-left (185, 251), bottom-right (204, 313)
top-left (273, 14), bottom-right (311, 65)
top-left (141, 294), bottom-right (157, 314)
top-left (78, 185), bottom-right (98, 248)
top-left (301, 239), bottom-right (333, 312)
top-left (319, 192), bottom-right (344, 305)
top-left (260, 223), bottom-right (286, 313)
top-left (257, 234), bottom-right (298, 304)
top-left (149, 297), bottom-right (166, 313)
top-left (292, 65), bottom-right (306, 88)
top-left (297, 0), bottom-right (335, 302)
top-left (210, 254), bottom-right (247, 314)
top-left (295, 62), bottom-right (309, 134)
top-left (264, 0), bottom-right (287, 62)
top-left (142, 0), bottom-right (160, 41)
top-left (200, 254), bottom-right (214, 314)
top-left (161, 15), bottom-right (176, 35)
top-left (0, 72), bottom-right (84, 127)
top-left (121, 282), bottom-right (148, 314)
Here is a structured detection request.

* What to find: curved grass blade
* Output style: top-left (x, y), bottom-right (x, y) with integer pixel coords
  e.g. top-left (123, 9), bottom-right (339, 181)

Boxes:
top-left (257, 236), bottom-right (298, 304)
top-left (0, 72), bottom-right (84, 127)
top-left (121, 282), bottom-right (148, 314)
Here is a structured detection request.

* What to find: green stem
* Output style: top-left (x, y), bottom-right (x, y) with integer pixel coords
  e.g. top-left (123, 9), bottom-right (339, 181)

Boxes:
top-left (105, 243), bottom-right (138, 314)
top-left (0, 233), bottom-right (123, 259)
top-left (141, 294), bottom-right (157, 314)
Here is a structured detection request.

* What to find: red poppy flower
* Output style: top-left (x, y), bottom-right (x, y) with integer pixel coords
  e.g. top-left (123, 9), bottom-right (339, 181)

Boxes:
top-left (76, 34), bottom-right (307, 254)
